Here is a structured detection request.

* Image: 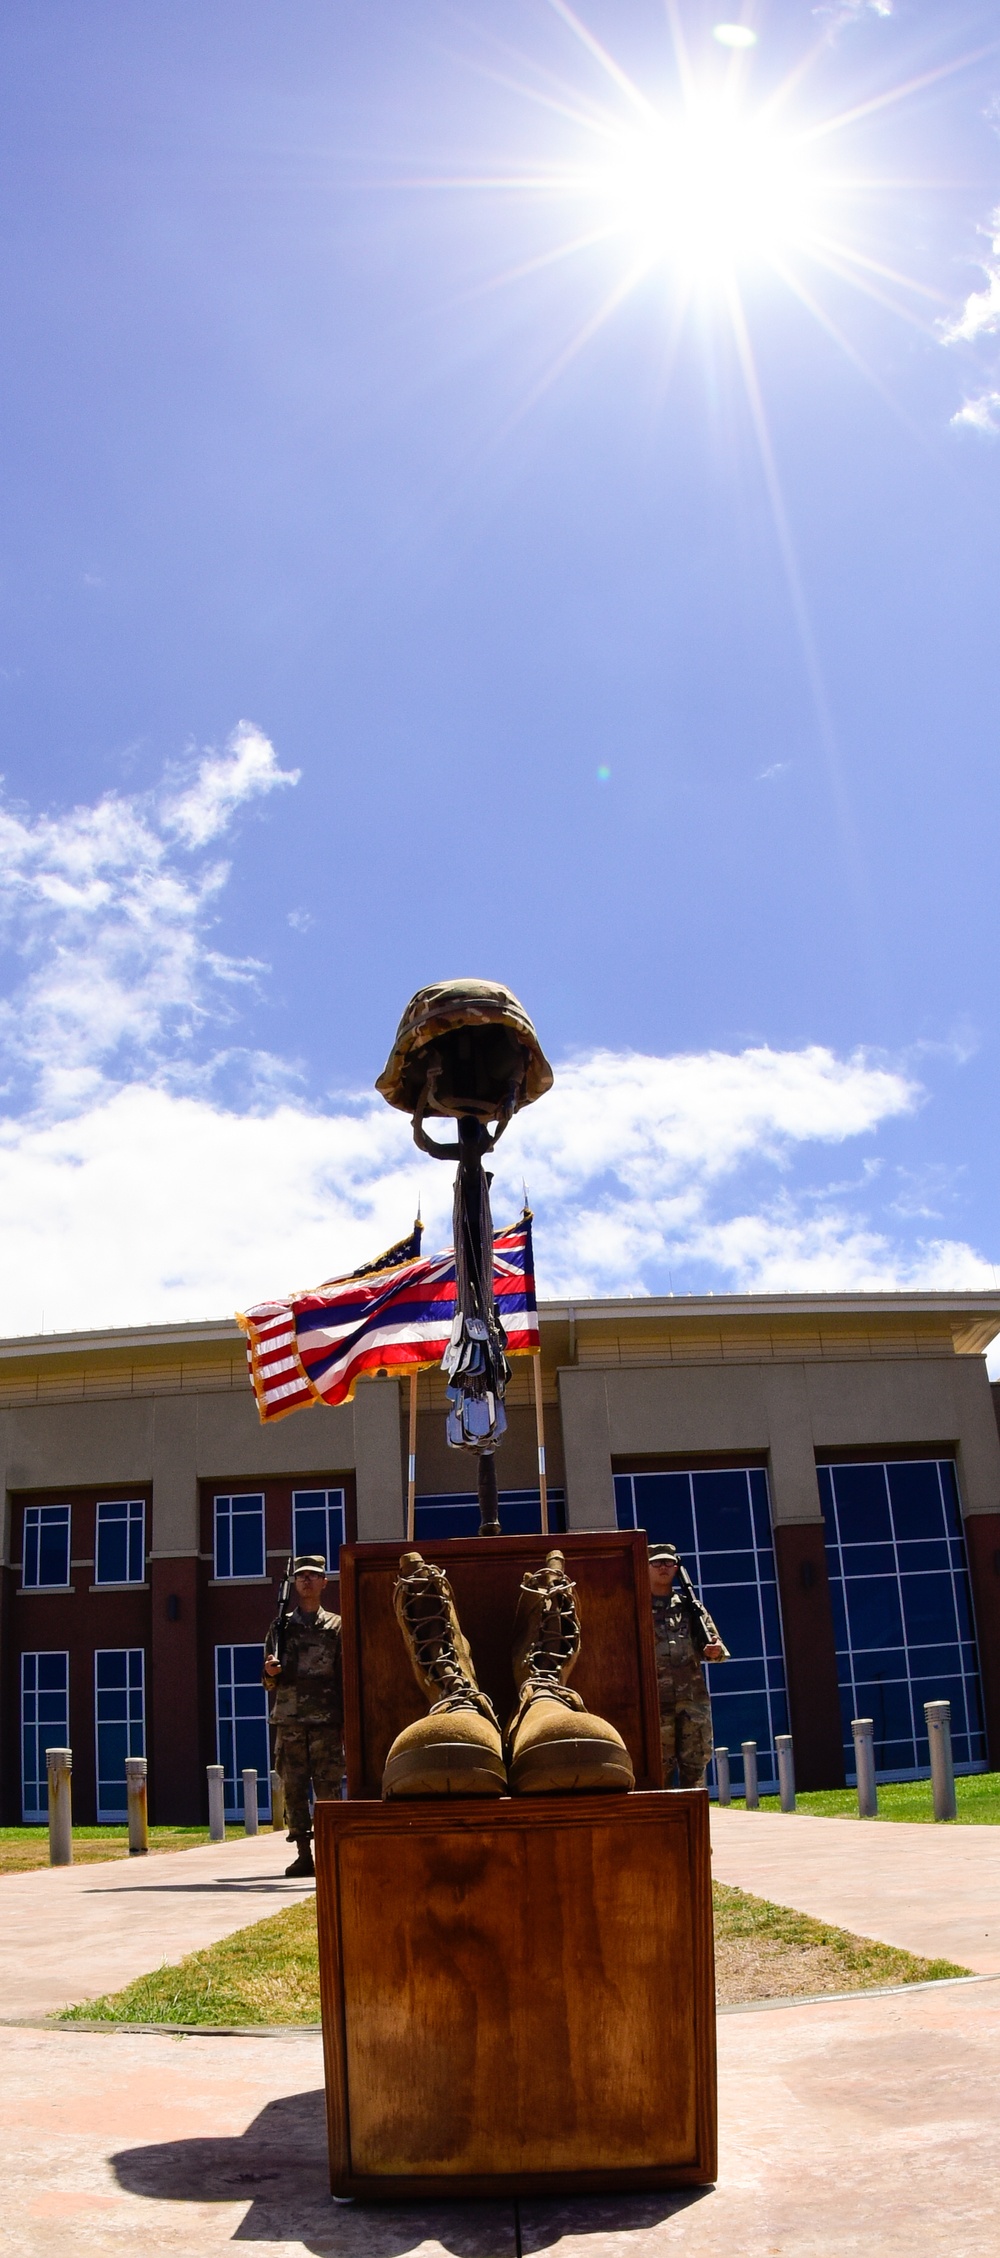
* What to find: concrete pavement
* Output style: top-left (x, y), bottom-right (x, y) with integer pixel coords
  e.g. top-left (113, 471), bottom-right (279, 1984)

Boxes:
top-left (0, 1832), bottom-right (314, 2020)
top-left (2, 1979), bottom-right (998, 2255)
top-left (710, 1805), bottom-right (1000, 1972)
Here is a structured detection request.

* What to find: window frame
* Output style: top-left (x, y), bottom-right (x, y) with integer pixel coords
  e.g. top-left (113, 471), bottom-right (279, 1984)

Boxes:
top-left (94, 1498), bottom-right (146, 1586)
top-left (20, 1650), bottom-right (70, 1822)
top-left (213, 1492), bottom-right (266, 1581)
top-left (291, 1486), bottom-right (347, 1571)
top-left (94, 1647), bottom-right (146, 1822)
top-left (21, 1503), bottom-right (71, 1590)
top-left (215, 1642), bottom-right (272, 1820)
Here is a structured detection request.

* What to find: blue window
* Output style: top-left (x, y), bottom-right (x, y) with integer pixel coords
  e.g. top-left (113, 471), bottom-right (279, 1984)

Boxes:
top-left (22, 1505), bottom-right (71, 1589)
top-left (94, 1649), bottom-right (145, 1819)
top-left (214, 1494), bottom-right (265, 1580)
top-left (819, 1458), bottom-right (985, 1781)
top-left (20, 1651), bottom-right (69, 1821)
top-left (413, 1489), bottom-right (567, 1540)
top-left (215, 1644), bottom-right (271, 1820)
top-left (615, 1466), bottom-right (787, 1796)
top-left (292, 1489), bottom-right (346, 1570)
top-left (95, 1500), bottom-right (145, 1585)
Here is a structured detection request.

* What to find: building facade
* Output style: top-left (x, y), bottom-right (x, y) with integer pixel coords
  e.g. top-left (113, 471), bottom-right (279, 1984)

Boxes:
top-left (2, 1289), bottom-right (999, 1823)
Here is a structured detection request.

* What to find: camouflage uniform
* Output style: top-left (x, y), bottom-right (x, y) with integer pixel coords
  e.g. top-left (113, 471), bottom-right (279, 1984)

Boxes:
top-left (652, 1587), bottom-right (724, 1789)
top-left (267, 1603), bottom-right (344, 1834)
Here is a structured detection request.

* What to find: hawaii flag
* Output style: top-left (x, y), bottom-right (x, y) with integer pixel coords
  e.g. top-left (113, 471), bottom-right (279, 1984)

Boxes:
top-left (237, 1215), bottom-right (539, 1424)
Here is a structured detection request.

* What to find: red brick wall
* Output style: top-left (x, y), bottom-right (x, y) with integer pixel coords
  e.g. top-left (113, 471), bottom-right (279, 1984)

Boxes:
top-left (772, 1522), bottom-right (846, 1791)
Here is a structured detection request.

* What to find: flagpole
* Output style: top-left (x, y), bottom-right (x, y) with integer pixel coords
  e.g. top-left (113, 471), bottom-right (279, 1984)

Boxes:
top-left (406, 1368), bottom-right (419, 1542)
top-left (532, 1349), bottom-right (549, 1536)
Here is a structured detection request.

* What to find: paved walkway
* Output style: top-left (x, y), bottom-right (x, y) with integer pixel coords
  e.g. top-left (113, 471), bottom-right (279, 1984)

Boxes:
top-left (2, 1979), bottom-right (997, 2255)
top-left (0, 1833), bottom-right (313, 2020)
top-left (710, 1807), bottom-right (1000, 1972)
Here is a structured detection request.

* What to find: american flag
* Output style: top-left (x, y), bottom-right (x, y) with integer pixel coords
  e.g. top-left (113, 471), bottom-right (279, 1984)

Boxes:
top-left (237, 1215), bottom-right (539, 1425)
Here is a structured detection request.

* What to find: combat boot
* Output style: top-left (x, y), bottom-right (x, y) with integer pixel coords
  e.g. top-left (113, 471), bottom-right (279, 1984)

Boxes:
top-left (382, 1551), bottom-right (506, 1798)
top-left (506, 1549), bottom-right (634, 1794)
top-left (285, 1834), bottom-right (314, 1877)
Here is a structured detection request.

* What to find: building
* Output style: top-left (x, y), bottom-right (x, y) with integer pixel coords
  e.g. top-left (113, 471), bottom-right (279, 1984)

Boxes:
top-left (2, 1288), bottom-right (999, 1825)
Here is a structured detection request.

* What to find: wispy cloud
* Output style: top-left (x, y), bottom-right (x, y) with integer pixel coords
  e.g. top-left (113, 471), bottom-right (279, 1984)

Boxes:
top-left (163, 720), bottom-right (299, 849)
top-left (951, 389), bottom-right (1000, 436)
top-left (0, 741), bottom-right (993, 1347)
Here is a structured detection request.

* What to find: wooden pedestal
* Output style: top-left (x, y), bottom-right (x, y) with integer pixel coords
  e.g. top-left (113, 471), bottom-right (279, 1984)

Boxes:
top-left (315, 1790), bottom-right (717, 2200)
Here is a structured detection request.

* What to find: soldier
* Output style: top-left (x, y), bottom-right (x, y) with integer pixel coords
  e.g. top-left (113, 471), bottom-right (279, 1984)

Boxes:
top-left (648, 1542), bottom-right (729, 1789)
top-left (263, 1554), bottom-right (344, 1877)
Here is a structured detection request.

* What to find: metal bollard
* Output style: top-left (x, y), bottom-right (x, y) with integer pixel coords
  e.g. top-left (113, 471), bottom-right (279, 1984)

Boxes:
top-left (714, 1747), bottom-right (731, 1807)
top-left (242, 1769), bottom-right (259, 1836)
top-left (776, 1734), bottom-right (796, 1813)
top-left (47, 1747), bottom-right (73, 1866)
top-left (852, 1718), bottom-right (878, 1818)
top-left (925, 1700), bottom-right (957, 1822)
top-left (207, 1764), bottom-right (226, 1842)
top-left (125, 1756), bottom-right (149, 1854)
top-left (741, 1741), bottom-right (759, 1810)
top-left (270, 1769), bottom-right (285, 1831)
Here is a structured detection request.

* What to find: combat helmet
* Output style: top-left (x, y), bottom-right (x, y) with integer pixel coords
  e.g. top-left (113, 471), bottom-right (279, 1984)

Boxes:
top-left (376, 978), bottom-right (553, 1130)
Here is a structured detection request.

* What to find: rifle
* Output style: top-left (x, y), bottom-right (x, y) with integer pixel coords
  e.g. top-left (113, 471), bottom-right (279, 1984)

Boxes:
top-left (676, 1560), bottom-right (729, 1661)
top-left (266, 1554), bottom-right (294, 1673)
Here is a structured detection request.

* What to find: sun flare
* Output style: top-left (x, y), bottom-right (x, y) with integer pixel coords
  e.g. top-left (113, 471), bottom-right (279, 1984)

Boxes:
top-left (592, 100), bottom-right (822, 284)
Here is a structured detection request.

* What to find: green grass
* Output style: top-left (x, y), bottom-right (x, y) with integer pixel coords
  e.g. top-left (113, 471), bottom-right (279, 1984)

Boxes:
top-left (0, 1824), bottom-right (246, 1874)
top-left (62, 1895), bottom-right (322, 2025)
top-left (61, 1879), bottom-right (969, 2026)
top-left (750, 1771), bottom-right (1000, 1825)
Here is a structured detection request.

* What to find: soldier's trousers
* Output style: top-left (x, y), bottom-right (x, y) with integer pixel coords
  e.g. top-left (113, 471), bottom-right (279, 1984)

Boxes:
top-left (274, 1724), bottom-right (344, 1835)
top-left (659, 1675), bottom-right (714, 1789)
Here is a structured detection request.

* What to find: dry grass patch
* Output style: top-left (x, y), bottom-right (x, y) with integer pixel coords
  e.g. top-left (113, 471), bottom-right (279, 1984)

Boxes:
top-left (712, 1879), bottom-right (968, 2003)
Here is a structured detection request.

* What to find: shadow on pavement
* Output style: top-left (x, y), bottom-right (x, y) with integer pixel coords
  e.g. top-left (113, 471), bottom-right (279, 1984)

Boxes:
top-left (112, 2088), bottom-right (710, 2252)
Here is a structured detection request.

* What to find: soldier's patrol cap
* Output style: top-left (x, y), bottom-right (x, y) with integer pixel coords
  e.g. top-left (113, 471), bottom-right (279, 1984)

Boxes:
top-left (293, 1554), bottom-right (327, 1575)
top-left (647, 1542), bottom-right (680, 1563)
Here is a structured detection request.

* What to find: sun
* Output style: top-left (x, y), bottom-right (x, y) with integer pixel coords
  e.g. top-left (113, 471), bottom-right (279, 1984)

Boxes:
top-left (592, 98), bottom-right (822, 286)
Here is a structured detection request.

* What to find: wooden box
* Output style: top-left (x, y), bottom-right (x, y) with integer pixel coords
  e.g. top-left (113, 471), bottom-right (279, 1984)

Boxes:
top-left (315, 1790), bottom-right (717, 2199)
top-left (338, 1530), bottom-right (663, 1798)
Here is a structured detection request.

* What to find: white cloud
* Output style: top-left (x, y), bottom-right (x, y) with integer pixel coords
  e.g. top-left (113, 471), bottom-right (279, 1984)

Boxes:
top-left (0, 748), bottom-right (995, 1347)
top-left (163, 720), bottom-right (299, 848)
top-left (940, 211), bottom-right (1000, 346)
top-left (951, 390), bottom-right (1000, 437)
top-left (0, 722), bottom-right (297, 1109)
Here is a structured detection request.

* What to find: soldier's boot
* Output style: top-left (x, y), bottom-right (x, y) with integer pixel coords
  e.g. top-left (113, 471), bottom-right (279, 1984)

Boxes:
top-left (285, 1834), bottom-right (315, 1877)
top-left (506, 1550), bottom-right (634, 1795)
top-left (382, 1552), bottom-right (506, 1798)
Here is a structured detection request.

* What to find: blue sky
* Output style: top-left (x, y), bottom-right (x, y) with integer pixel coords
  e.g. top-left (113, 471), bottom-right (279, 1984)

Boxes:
top-left (1, 0), bottom-right (999, 1338)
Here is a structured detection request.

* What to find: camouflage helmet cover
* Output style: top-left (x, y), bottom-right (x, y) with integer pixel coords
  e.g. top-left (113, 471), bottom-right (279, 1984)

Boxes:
top-left (376, 978), bottom-right (553, 1123)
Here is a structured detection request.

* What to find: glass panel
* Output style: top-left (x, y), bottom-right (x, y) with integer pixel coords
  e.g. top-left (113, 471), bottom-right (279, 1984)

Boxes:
top-left (96, 1504), bottom-right (129, 1585)
top-left (613, 1475), bottom-right (636, 1531)
top-left (845, 1580), bottom-right (904, 1652)
top-left (292, 1489), bottom-right (346, 1569)
top-left (690, 1470), bottom-right (754, 1551)
top-left (895, 1539), bottom-right (950, 1574)
top-left (215, 1644), bottom-right (271, 1819)
top-left (630, 1473), bottom-right (695, 1554)
top-left (887, 1462), bottom-right (948, 1542)
top-left (838, 1543), bottom-right (897, 1577)
top-left (827, 1464), bottom-right (891, 1545)
top-left (900, 1575), bottom-right (959, 1647)
top-left (231, 1497), bottom-right (265, 1578)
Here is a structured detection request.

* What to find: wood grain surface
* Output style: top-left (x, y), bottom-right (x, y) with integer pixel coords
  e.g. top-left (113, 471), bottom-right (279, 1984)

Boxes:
top-left (315, 1791), bottom-right (717, 2199)
top-left (339, 1530), bottom-right (663, 1798)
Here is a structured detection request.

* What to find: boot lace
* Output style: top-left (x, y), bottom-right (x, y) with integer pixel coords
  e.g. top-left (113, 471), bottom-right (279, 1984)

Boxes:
top-left (397, 1568), bottom-right (500, 1727)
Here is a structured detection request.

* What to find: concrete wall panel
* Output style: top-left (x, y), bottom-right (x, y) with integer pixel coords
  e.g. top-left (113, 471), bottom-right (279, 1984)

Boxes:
top-left (0, 1399), bottom-right (155, 1498)
top-left (353, 1380), bottom-right (405, 1541)
top-left (557, 1370), bottom-right (613, 1528)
